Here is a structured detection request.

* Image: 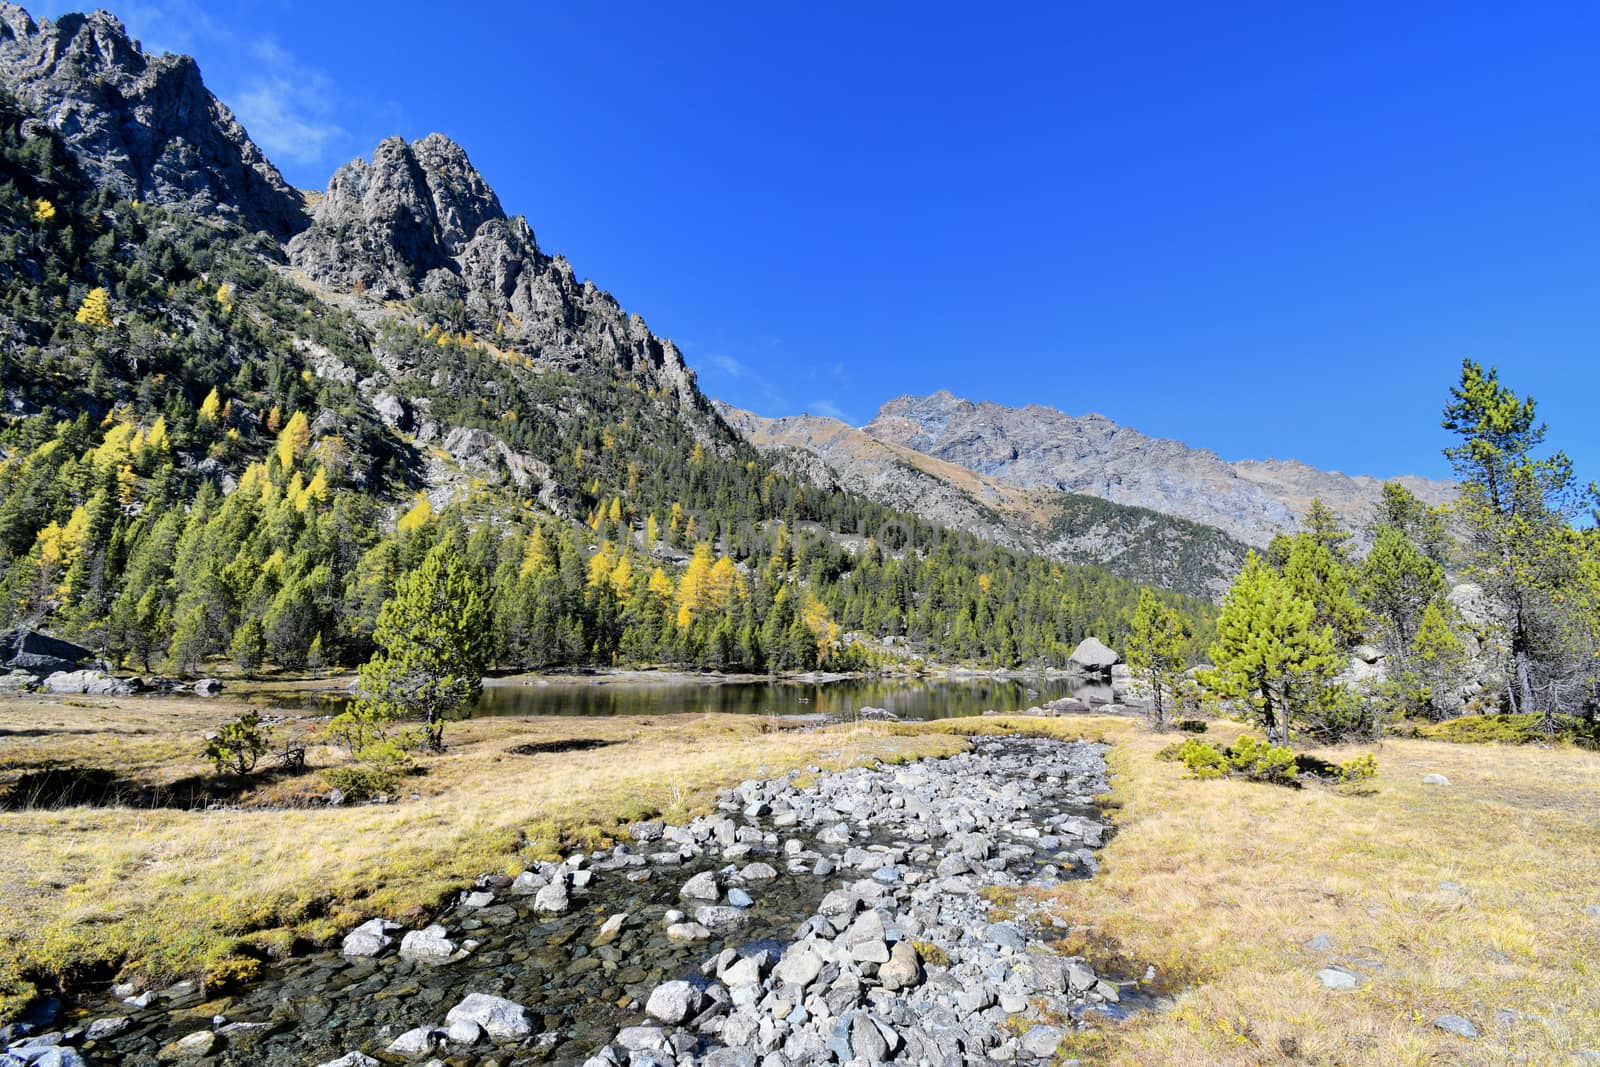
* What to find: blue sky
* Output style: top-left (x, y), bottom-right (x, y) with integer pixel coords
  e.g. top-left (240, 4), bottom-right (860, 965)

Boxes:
top-left (36, 1), bottom-right (1600, 482)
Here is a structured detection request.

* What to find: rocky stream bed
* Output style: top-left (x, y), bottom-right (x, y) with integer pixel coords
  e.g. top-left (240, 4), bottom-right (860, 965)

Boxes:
top-left (2, 736), bottom-right (1138, 1066)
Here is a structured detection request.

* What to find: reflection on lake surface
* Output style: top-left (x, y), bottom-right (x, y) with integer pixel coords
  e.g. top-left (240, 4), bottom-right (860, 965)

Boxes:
top-left (245, 675), bottom-right (1112, 721)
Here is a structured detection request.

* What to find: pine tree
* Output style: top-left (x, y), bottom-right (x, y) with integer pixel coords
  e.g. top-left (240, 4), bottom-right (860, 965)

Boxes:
top-left (1126, 588), bottom-right (1190, 727)
top-left (1409, 600), bottom-right (1468, 718)
top-left (1442, 360), bottom-right (1587, 724)
top-left (1361, 524), bottom-right (1444, 665)
top-left (1201, 552), bottom-right (1341, 742)
top-left (229, 617), bottom-right (266, 678)
top-left (353, 544), bottom-right (490, 751)
top-left (1282, 525), bottom-right (1366, 649)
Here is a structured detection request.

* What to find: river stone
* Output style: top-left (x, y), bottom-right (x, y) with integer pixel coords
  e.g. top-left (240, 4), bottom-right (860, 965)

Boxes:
top-left (446, 992), bottom-right (533, 1039)
top-left (615, 1026), bottom-right (671, 1052)
top-left (727, 887), bottom-right (754, 908)
top-left (399, 924), bottom-right (456, 962)
top-left (12, 1051), bottom-right (90, 1067)
top-left (534, 880), bottom-right (570, 914)
top-left (842, 909), bottom-right (885, 947)
top-left (666, 922), bottom-right (711, 942)
top-left (1433, 1014), bottom-right (1478, 1038)
top-left (680, 871), bottom-right (720, 901)
top-left (387, 1026), bottom-right (441, 1055)
top-left (878, 941), bottom-right (921, 991)
top-left (694, 905), bottom-right (748, 930)
top-left (313, 1055), bottom-right (378, 1067)
top-left (85, 1016), bottom-right (132, 1039)
top-left (775, 944), bottom-right (824, 988)
top-left (157, 1030), bottom-right (218, 1060)
top-left (644, 980), bottom-right (699, 1025)
top-left (463, 890), bottom-right (495, 908)
top-left (591, 912), bottom-right (628, 947)
top-left (850, 939), bottom-right (891, 964)
top-left (342, 917), bottom-right (398, 957)
top-left (740, 861), bottom-right (778, 881)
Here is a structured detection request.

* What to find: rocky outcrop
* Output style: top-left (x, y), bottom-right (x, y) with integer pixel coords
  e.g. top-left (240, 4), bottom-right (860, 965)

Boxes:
top-left (0, 4), bottom-right (306, 237)
top-left (288, 134), bottom-right (703, 409)
top-left (864, 391), bottom-right (1453, 548)
top-left (0, 627), bottom-right (92, 675)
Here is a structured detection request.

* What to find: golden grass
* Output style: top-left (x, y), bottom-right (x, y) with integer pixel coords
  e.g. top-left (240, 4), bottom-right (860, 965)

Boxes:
top-left (0, 694), bottom-right (962, 1018)
top-left (918, 716), bottom-right (1600, 1066)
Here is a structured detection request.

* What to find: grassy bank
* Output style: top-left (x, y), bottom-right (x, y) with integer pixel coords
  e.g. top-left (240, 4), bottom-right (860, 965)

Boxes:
top-left (0, 694), bottom-right (963, 1019)
top-left (5, 698), bottom-right (1597, 1065)
top-left (922, 715), bottom-right (1600, 1066)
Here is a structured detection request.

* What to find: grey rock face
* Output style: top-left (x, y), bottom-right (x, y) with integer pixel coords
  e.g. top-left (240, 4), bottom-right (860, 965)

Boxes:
top-left (0, 627), bottom-right (92, 675)
top-left (864, 391), bottom-right (1453, 548)
top-left (287, 134), bottom-right (703, 408)
top-left (0, 4), bottom-right (305, 236)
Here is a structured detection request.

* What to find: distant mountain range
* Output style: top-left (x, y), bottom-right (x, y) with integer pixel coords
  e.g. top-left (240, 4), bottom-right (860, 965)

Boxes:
top-left (718, 393), bottom-right (1454, 599)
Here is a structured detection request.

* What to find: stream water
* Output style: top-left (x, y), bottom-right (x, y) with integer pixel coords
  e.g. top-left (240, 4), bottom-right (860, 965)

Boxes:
top-left (43, 736), bottom-right (1116, 1067)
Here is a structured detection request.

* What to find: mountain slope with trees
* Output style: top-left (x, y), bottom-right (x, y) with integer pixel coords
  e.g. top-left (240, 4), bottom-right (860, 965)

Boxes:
top-left (0, 8), bottom-right (1217, 682)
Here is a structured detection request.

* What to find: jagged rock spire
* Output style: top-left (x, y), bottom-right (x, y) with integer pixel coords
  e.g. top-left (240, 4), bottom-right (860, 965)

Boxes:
top-left (0, 2), bottom-right (306, 237)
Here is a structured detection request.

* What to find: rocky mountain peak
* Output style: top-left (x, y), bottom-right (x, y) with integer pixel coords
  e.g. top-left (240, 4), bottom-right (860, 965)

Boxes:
top-left (290, 133), bottom-right (703, 409)
top-left (0, 2), bottom-right (306, 237)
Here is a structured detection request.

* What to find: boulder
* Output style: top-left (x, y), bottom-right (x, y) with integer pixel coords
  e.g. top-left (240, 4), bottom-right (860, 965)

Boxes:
top-left (878, 941), bottom-right (921, 990)
top-left (193, 678), bottom-right (224, 697)
top-left (446, 992), bottom-right (533, 1040)
top-left (398, 924), bottom-right (456, 962)
top-left (42, 669), bottom-right (137, 695)
top-left (341, 917), bottom-right (399, 957)
top-left (0, 628), bottom-right (92, 675)
top-left (1069, 637), bottom-right (1121, 674)
top-left (644, 980), bottom-right (700, 1025)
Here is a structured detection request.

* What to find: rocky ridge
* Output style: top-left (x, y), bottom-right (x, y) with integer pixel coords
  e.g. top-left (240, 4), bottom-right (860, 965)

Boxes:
top-left (0, 3), bottom-right (306, 237)
top-left (718, 404), bottom-right (1249, 599)
top-left (864, 391), bottom-right (1454, 548)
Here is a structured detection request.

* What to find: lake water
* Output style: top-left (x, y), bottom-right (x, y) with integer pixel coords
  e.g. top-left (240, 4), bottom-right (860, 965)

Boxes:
top-left (241, 675), bottom-right (1110, 721)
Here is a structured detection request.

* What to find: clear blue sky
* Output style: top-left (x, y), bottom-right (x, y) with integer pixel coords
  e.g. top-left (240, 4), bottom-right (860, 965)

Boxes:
top-left (39, 1), bottom-right (1600, 482)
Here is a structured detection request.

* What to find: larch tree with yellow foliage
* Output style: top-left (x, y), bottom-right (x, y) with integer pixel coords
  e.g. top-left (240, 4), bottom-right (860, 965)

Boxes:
top-left (74, 287), bottom-right (113, 329)
top-left (275, 410), bottom-right (311, 469)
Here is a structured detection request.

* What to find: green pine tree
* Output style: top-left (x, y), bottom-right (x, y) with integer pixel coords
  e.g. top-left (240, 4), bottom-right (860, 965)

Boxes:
top-left (1201, 552), bottom-right (1341, 742)
top-left (352, 544), bottom-right (490, 751)
top-left (1125, 588), bottom-right (1190, 727)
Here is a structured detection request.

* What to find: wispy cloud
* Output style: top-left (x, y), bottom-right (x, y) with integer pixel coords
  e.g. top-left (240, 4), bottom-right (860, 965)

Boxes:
top-left (704, 353), bottom-right (745, 378)
top-left (807, 399), bottom-right (854, 423)
top-left (232, 41), bottom-right (345, 167)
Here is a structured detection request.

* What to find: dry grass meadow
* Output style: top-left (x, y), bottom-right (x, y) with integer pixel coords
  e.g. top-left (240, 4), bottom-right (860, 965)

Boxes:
top-left (2, 694), bottom-right (1597, 1065)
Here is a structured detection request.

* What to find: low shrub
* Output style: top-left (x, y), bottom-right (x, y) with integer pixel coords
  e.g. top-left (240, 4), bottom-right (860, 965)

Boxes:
top-left (204, 712), bottom-right (271, 777)
top-left (1414, 713), bottom-right (1600, 749)
top-left (1168, 735), bottom-right (1305, 785)
top-left (319, 765), bottom-right (399, 802)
